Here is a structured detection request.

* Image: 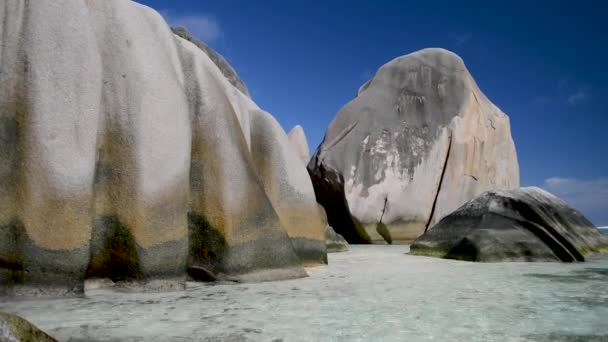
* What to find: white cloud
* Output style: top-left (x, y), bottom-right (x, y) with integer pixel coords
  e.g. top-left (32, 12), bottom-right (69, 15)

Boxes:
top-left (567, 87), bottom-right (591, 105)
top-left (543, 177), bottom-right (608, 226)
top-left (161, 11), bottom-right (222, 43)
top-left (556, 80), bottom-right (591, 106)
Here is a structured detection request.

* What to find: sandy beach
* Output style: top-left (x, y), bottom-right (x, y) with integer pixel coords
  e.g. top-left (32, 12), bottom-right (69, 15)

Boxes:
top-left (1, 245), bottom-right (607, 341)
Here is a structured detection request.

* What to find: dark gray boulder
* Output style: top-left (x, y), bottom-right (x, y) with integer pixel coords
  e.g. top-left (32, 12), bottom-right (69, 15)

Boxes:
top-left (308, 48), bottom-right (519, 244)
top-left (172, 26), bottom-right (250, 97)
top-left (0, 312), bottom-right (57, 341)
top-left (410, 187), bottom-right (608, 262)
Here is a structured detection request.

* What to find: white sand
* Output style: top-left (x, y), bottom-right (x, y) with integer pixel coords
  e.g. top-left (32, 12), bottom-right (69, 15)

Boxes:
top-left (1, 245), bottom-right (607, 341)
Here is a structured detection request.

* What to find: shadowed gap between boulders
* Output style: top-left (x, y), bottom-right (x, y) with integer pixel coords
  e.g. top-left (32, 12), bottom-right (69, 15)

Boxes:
top-left (307, 156), bottom-right (369, 244)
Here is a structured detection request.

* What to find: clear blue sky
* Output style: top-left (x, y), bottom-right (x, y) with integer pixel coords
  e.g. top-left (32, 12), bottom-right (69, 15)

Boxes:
top-left (139, 0), bottom-right (607, 226)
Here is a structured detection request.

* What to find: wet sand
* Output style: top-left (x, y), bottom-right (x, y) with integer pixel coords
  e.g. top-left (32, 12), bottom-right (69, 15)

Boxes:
top-left (1, 245), bottom-right (607, 341)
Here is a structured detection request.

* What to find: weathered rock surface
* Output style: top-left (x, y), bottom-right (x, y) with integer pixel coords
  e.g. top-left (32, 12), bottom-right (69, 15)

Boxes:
top-left (326, 225), bottom-right (349, 253)
top-left (316, 205), bottom-right (349, 253)
top-left (309, 48), bottom-right (519, 244)
top-left (178, 37), bottom-right (327, 270)
top-left (288, 125), bottom-right (311, 165)
top-left (0, 312), bottom-right (57, 342)
top-left (172, 26), bottom-right (250, 97)
top-left (0, 0), bottom-right (325, 297)
top-left (410, 187), bottom-right (608, 262)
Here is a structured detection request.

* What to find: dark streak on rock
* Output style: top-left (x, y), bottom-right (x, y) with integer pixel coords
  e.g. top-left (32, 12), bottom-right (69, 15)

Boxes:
top-left (425, 133), bottom-right (452, 233)
top-left (322, 122), bottom-right (359, 153)
top-left (465, 174), bottom-right (478, 181)
top-left (86, 216), bottom-right (142, 282)
top-left (188, 213), bottom-right (227, 280)
top-left (307, 155), bottom-right (369, 244)
top-left (376, 196), bottom-right (392, 244)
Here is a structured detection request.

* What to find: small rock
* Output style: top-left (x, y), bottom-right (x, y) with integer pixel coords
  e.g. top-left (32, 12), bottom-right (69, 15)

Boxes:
top-left (0, 312), bottom-right (57, 341)
top-left (188, 266), bottom-right (218, 282)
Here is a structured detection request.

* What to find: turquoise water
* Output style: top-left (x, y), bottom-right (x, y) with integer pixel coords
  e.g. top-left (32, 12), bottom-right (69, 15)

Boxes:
top-left (1, 245), bottom-right (607, 341)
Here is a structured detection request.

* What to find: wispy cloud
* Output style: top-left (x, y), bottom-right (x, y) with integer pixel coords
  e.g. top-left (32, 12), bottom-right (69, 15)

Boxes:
top-left (542, 177), bottom-right (608, 226)
top-left (533, 81), bottom-right (592, 107)
top-left (161, 11), bottom-right (223, 43)
top-left (567, 87), bottom-right (591, 105)
top-left (449, 33), bottom-right (472, 47)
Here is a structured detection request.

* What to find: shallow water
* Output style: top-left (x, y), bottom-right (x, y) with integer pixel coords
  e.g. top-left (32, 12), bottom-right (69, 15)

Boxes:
top-left (1, 245), bottom-right (607, 341)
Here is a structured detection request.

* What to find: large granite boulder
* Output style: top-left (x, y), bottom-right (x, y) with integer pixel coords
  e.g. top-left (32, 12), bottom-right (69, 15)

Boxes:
top-left (309, 48), bottom-right (519, 244)
top-left (0, 0), bottom-right (325, 297)
top-left (172, 26), bottom-right (250, 98)
top-left (288, 125), bottom-right (311, 165)
top-left (0, 312), bottom-right (57, 342)
top-left (410, 187), bottom-right (608, 262)
top-left (177, 38), bottom-right (326, 275)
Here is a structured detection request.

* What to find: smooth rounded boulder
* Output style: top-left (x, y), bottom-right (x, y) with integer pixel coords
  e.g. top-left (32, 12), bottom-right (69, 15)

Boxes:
top-left (309, 48), bottom-right (519, 244)
top-left (172, 26), bottom-right (250, 98)
top-left (410, 187), bottom-right (608, 262)
top-left (288, 125), bottom-right (312, 165)
top-left (0, 0), bottom-right (325, 296)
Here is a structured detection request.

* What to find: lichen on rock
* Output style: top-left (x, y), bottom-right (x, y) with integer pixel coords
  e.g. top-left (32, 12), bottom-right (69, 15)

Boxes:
top-left (0, 0), bottom-right (325, 297)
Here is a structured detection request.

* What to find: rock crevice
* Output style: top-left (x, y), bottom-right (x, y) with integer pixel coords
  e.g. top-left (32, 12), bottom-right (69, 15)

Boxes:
top-left (425, 134), bottom-right (453, 234)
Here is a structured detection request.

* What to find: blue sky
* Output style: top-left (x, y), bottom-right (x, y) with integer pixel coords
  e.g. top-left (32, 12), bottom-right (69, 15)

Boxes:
top-left (139, 0), bottom-right (607, 226)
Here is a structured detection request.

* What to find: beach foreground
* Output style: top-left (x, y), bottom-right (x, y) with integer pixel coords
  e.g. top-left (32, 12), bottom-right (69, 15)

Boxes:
top-left (1, 245), bottom-right (607, 341)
